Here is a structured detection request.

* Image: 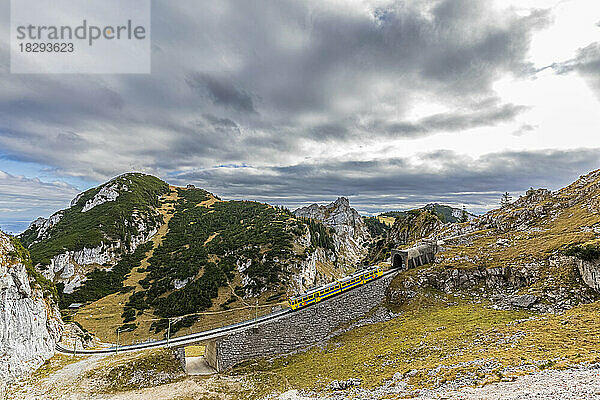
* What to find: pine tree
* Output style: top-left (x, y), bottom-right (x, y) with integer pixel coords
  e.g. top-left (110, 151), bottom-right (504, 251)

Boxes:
top-left (460, 206), bottom-right (468, 223)
top-left (500, 192), bottom-right (512, 208)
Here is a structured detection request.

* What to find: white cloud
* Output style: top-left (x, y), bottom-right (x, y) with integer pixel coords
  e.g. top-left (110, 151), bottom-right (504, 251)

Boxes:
top-left (0, 0), bottom-right (598, 221)
top-left (0, 171), bottom-right (80, 233)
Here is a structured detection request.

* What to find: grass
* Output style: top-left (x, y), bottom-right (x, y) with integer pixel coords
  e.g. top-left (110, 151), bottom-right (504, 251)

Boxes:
top-left (31, 354), bottom-right (87, 380)
top-left (185, 346), bottom-right (206, 357)
top-left (84, 349), bottom-right (185, 393)
top-left (231, 290), bottom-right (600, 397)
top-left (377, 216), bottom-right (396, 226)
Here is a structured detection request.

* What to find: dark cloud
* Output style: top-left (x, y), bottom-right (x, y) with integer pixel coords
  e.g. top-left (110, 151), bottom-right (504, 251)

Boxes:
top-left (0, 0), bottom-right (572, 222)
top-left (378, 101), bottom-right (527, 138)
top-left (186, 73), bottom-right (257, 113)
top-left (168, 148), bottom-right (600, 215)
top-left (0, 0), bottom-right (550, 182)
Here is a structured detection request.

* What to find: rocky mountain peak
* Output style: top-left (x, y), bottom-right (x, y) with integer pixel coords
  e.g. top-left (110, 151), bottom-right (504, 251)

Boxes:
top-left (330, 196), bottom-right (350, 208)
top-left (294, 197), bottom-right (371, 267)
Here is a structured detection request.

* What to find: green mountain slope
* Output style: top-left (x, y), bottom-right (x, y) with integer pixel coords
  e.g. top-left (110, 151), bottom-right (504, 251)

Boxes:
top-left (20, 173), bottom-right (169, 267)
top-left (21, 175), bottom-right (343, 340)
top-left (124, 187), bottom-right (324, 333)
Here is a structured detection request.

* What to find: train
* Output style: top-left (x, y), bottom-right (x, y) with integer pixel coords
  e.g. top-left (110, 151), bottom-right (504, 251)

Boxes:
top-left (288, 265), bottom-right (385, 311)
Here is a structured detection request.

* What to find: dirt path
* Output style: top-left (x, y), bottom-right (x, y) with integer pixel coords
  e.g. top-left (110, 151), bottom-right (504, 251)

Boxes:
top-left (8, 355), bottom-right (108, 400)
top-left (8, 352), bottom-right (239, 400)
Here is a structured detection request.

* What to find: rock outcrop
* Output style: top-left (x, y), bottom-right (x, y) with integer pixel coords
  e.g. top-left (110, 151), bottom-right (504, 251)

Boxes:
top-left (81, 179), bottom-right (125, 212)
top-left (26, 211), bottom-right (64, 245)
top-left (289, 227), bottom-right (338, 293)
top-left (0, 231), bottom-right (62, 382)
top-left (294, 197), bottom-right (371, 267)
top-left (576, 259), bottom-right (600, 292)
top-left (42, 217), bottom-right (159, 294)
top-left (388, 210), bottom-right (443, 246)
top-left (385, 170), bottom-right (600, 312)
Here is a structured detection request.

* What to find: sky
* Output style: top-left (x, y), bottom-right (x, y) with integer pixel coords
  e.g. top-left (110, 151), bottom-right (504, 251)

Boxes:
top-left (1, 0), bottom-right (600, 233)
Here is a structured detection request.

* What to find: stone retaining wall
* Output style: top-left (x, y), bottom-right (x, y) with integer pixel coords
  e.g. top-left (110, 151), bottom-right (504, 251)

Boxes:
top-left (214, 272), bottom-right (397, 371)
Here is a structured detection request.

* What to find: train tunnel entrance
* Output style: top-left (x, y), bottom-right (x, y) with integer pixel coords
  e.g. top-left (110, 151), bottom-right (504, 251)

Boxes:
top-left (391, 249), bottom-right (407, 270)
top-left (392, 253), bottom-right (403, 269)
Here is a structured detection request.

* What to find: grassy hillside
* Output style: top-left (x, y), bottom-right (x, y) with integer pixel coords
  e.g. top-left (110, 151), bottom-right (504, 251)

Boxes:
top-left (58, 241), bottom-right (153, 309)
top-left (20, 173), bottom-right (169, 267)
top-left (435, 171), bottom-right (600, 293)
top-left (116, 187), bottom-right (334, 334)
top-left (18, 175), bottom-right (339, 342)
top-left (236, 290), bottom-right (600, 396)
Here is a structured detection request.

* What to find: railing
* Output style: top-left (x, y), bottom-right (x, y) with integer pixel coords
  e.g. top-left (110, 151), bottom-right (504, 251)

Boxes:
top-left (57, 268), bottom-right (399, 355)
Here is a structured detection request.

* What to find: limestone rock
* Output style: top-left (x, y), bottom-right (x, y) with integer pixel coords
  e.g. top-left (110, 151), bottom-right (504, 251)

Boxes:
top-left (577, 259), bottom-right (600, 292)
top-left (506, 294), bottom-right (538, 308)
top-left (294, 197), bottom-right (371, 267)
top-left (39, 215), bottom-right (158, 293)
top-left (81, 180), bottom-right (128, 212)
top-left (0, 231), bottom-right (63, 383)
top-left (329, 378), bottom-right (362, 390)
top-left (25, 211), bottom-right (64, 244)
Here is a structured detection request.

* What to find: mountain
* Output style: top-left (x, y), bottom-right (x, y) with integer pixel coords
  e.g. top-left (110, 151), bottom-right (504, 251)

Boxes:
top-left (20, 174), bottom-right (347, 340)
top-left (20, 173), bottom-right (169, 294)
top-left (389, 169), bottom-right (600, 312)
top-left (380, 203), bottom-right (474, 225)
top-left (294, 197), bottom-right (372, 267)
top-left (10, 170), bottom-right (600, 398)
top-left (363, 208), bottom-right (444, 264)
top-left (0, 230), bottom-right (62, 382)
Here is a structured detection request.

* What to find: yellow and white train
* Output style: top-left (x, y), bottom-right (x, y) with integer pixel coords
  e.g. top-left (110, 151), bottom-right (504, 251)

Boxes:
top-left (288, 266), bottom-right (385, 311)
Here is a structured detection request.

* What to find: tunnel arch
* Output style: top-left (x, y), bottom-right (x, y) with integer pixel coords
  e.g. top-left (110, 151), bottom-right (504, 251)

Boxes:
top-left (390, 249), bottom-right (408, 270)
top-left (392, 253), bottom-right (404, 269)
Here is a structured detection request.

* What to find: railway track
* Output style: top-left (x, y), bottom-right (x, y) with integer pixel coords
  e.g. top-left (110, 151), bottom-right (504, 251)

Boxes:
top-left (57, 268), bottom-right (399, 355)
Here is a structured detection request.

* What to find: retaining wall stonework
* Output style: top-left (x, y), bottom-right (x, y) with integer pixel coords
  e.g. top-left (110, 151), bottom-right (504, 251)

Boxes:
top-left (214, 272), bottom-right (397, 371)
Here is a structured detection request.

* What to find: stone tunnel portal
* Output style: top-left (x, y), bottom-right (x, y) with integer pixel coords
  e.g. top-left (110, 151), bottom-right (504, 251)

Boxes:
top-left (392, 253), bottom-right (404, 269)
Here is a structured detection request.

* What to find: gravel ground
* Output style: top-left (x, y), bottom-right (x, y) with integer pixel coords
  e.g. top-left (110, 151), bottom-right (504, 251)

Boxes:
top-left (418, 365), bottom-right (600, 399)
top-left (276, 364), bottom-right (600, 400)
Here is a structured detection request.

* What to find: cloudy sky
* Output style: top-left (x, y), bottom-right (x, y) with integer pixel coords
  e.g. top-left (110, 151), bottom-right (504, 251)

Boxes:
top-left (0, 0), bottom-right (599, 233)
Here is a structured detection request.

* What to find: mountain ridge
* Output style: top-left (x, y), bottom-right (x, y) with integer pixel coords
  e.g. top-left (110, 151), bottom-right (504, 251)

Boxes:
top-left (19, 175), bottom-right (357, 342)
